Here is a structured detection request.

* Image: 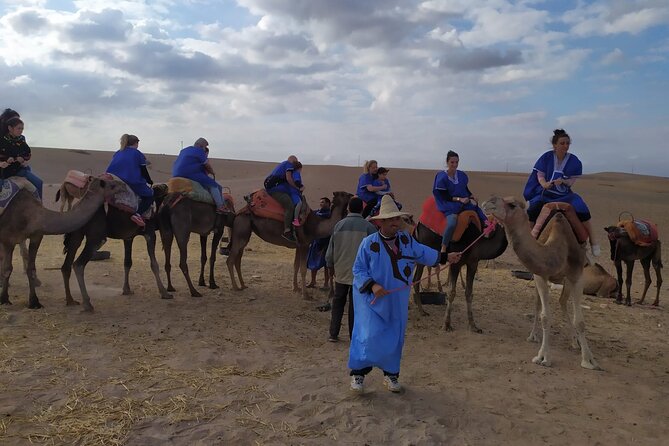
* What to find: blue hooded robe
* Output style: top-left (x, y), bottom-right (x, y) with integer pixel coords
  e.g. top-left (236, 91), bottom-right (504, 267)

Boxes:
top-left (433, 170), bottom-right (487, 222)
top-left (172, 146), bottom-right (219, 189)
top-left (106, 147), bottom-right (153, 197)
top-left (348, 231), bottom-right (439, 373)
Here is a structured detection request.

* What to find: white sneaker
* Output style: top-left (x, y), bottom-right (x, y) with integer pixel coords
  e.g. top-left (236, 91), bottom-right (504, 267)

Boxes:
top-left (591, 244), bottom-right (601, 257)
top-left (350, 375), bottom-right (364, 393)
top-left (383, 375), bottom-right (401, 393)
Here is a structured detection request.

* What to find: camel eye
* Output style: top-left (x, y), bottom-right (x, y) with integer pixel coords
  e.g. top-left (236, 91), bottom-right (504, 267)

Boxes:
top-left (508, 203), bottom-right (516, 209)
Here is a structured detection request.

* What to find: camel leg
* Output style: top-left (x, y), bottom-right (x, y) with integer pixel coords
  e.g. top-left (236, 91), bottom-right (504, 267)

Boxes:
top-left (226, 222), bottom-right (250, 291)
top-left (293, 249), bottom-right (300, 293)
top-left (72, 240), bottom-right (100, 313)
top-left (426, 267), bottom-right (433, 290)
top-left (652, 259), bottom-right (662, 307)
top-left (198, 234), bottom-right (208, 287)
top-left (442, 263), bottom-right (461, 332)
top-left (175, 230), bottom-right (201, 297)
top-left (412, 264), bottom-right (428, 316)
top-left (160, 226), bottom-right (176, 292)
top-left (208, 228), bottom-right (224, 289)
top-left (637, 257), bottom-right (652, 305)
top-left (558, 280), bottom-right (578, 349)
top-left (464, 262), bottom-right (482, 333)
top-left (437, 267), bottom-right (444, 293)
top-left (122, 239), bottom-right (134, 295)
top-left (613, 259), bottom-right (624, 304)
top-left (624, 260), bottom-right (634, 306)
top-left (532, 275), bottom-right (552, 367)
top-left (143, 232), bottom-right (173, 299)
top-left (527, 292), bottom-right (541, 343)
top-left (298, 247), bottom-right (311, 300)
top-left (569, 277), bottom-right (601, 370)
top-left (0, 244), bottom-right (14, 305)
top-left (20, 240), bottom-right (40, 287)
top-left (61, 232), bottom-right (85, 306)
top-left (26, 236), bottom-right (43, 309)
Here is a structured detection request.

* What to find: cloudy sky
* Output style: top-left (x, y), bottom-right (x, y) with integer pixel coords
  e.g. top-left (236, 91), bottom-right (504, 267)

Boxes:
top-left (1, 0), bottom-right (668, 176)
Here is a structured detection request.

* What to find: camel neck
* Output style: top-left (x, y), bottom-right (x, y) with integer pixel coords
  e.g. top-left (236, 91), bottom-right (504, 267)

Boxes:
top-left (40, 189), bottom-right (104, 235)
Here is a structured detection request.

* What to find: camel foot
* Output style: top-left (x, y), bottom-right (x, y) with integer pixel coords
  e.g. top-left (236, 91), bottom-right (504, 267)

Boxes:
top-left (625, 299), bottom-right (632, 307)
top-left (122, 289), bottom-right (134, 296)
top-left (441, 323), bottom-right (454, 332)
top-left (532, 356), bottom-right (551, 367)
top-left (581, 358), bottom-right (603, 371)
top-left (28, 300), bottom-right (43, 310)
top-left (469, 326), bottom-right (483, 334)
top-left (198, 279), bottom-right (206, 287)
top-left (66, 299), bottom-right (80, 306)
top-left (527, 333), bottom-right (540, 343)
top-left (614, 298), bottom-right (623, 305)
top-left (167, 285), bottom-right (176, 292)
top-left (81, 305), bottom-right (95, 313)
top-left (190, 290), bottom-right (203, 298)
top-left (209, 283), bottom-right (219, 290)
top-left (161, 294), bottom-right (174, 300)
top-left (652, 300), bottom-right (659, 307)
top-left (1, 299), bottom-right (12, 306)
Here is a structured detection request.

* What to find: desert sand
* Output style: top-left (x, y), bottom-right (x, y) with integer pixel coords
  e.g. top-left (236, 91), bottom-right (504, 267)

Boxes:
top-left (1, 147), bottom-right (668, 445)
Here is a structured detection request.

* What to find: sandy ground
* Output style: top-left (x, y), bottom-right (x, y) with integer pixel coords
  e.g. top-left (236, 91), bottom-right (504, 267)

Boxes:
top-left (1, 148), bottom-right (668, 445)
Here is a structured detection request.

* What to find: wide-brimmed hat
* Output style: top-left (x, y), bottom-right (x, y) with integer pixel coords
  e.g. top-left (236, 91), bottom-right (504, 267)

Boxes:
top-left (370, 195), bottom-right (410, 220)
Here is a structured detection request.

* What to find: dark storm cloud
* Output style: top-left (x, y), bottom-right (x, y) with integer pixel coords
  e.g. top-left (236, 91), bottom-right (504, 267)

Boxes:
top-left (440, 48), bottom-right (524, 71)
top-left (65, 9), bottom-right (131, 42)
top-left (8, 10), bottom-right (48, 34)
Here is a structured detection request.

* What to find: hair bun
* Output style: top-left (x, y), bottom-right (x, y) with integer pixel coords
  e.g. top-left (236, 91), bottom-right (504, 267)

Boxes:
top-left (554, 129), bottom-right (566, 136)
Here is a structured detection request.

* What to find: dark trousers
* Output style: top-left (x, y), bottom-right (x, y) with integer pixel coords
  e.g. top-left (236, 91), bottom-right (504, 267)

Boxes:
top-left (269, 191), bottom-right (294, 231)
top-left (330, 282), bottom-right (354, 339)
top-left (349, 367), bottom-right (399, 377)
top-left (361, 196), bottom-right (379, 218)
top-left (138, 195), bottom-right (154, 215)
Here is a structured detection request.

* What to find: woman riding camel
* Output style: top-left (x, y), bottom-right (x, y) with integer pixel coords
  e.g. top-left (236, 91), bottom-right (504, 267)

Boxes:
top-left (0, 111), bottom-right (44, 199)
top-left (357, 160), bottom-right (387, 218)
top-left (106, 134), bottom-right (154, 226)
top-left (523, 129), bottom-right (600, 257)
top-left (432, 150), bottom-right (488, 252)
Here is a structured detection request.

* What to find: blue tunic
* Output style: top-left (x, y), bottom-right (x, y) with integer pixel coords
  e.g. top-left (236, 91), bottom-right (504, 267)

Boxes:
top-left (372, 178), bottom-right (391, 194)
top-left (106, 147), bottom-right (153, 197)
top-left (266, 161), bottom-right (301, 204)
top-left (357, 173), bottom-right (378, 203)
top-left (523, 150), bottom-right (589, 214)
top-left (172, 146), bottom-right (218, 189)
top-left (306, 208), bottom-right (332, 270)
top-left (433, 170), bottom-right (487, 221)
top-left (348, 231), bottom-right (439, 373)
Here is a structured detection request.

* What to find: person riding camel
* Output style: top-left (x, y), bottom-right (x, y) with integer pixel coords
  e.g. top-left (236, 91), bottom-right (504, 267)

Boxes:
top-left (264, 155), bottom-right (303, 242)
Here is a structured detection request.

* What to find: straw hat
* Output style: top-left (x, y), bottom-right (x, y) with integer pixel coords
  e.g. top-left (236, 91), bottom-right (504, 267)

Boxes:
top-left (369, 195), bottom-right (410, 220)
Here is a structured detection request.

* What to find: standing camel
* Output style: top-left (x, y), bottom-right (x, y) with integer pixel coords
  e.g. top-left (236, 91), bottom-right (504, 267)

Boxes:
top-left (226, 191), bottom-right (352, 299)
top-left (0, 177), bottom-right (121, 308)
top-left (605, 226), bottom-right (662, 306)
top-left (482, 196), bottom-right (600, 370)
top-left (412, 218), bottom-right (507, 333)
top-left (158, 195), bottom-right (235, 297)
top-left (60, 185), bottom-right (172, 312)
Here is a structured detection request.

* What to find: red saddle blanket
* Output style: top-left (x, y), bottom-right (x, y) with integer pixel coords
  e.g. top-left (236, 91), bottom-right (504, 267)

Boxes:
top-left (64, 170), bottom-right (91, 189)
top-left (617, 219), bottom-right (658, 246)
top-left (418, 196), bottom-right (481, 241)
top-left (531, 202), bottom-right (588, 244)
top-left (244, 189), bottom-right (285, 222)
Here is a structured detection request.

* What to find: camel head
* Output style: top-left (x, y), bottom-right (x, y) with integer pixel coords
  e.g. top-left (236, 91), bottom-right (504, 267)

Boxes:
top-left (87, 176), bottom-right (124, 200)
top-left (604, 225), bottom-right (627, 240)
top-left (331, 191), bottom-right (353, 213)
top-left (481, 196), bottom-right (526, 226)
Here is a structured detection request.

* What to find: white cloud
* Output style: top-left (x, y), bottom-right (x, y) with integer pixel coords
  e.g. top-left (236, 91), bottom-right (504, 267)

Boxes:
top-left (8, 74), bottom-right (33, 85)
top-left (600, 48), bottom-right (624, 65)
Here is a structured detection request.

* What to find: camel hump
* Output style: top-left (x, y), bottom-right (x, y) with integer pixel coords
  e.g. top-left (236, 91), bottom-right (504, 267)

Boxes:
top-left (64, 170), bottom-right (90, 189)
top-left (531, 202), bottom-right (588, 243)
top-left (616, 219), bottom-right (658, 246)
top-left (247, 189), bottom-right (286, 222)
top-left (167, 177), bottom-right (214, 205)
top-left (452, 210), bottom-right (482, 242)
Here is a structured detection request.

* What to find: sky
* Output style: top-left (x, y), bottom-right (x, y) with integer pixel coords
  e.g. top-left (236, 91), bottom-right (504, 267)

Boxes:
top-left (1, 0), bottom-right (668, 176)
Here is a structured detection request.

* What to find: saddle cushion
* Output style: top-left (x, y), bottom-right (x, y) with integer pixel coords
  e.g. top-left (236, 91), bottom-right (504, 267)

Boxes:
top-left (167, 177), bottom-right (214, 205)
top-left (64, 170), bottom-right (90, 189)
top-left (617, 219), bottom-right (658, 246)
top-left (246, 189), bottom-right (285, 222)
top-left (0, 177), bottom-right (39, 217)
top-left (106, 173), bottom-right (139, 213)
top-left (531, 202), bottom-right (589, 243)
top-left (418, 196), bottom-right (481, 242)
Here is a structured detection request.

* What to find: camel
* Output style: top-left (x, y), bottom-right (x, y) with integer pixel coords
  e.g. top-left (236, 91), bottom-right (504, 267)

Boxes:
top-left (605, 226), bottom-right (662, 306)
top-left (55, 177), bottom-right (92, 211)
top-left (158, 195), bottom-right (236, 297)
top-left (412, 217), bottom-right (508, 333)
top-left (482, 196), bottom-right (600, 370)
top-left (0, 177), bottom-right (121, 309)
top-left (60, 185), bottom-right (172, 312)
top-left (226, 191), bottom-right (352, 299)
top-left (583, 263), bottom-right (618, 299)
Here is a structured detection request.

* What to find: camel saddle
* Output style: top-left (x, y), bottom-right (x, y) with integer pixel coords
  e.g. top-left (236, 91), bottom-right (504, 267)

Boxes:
top-left (417, 195), bottom-right (481, 242)
top-left (242, 189), bottom-right (286, 222)
top-left (615, 219), bottom-right (658, 247)
top-left (0, 177), bottom-right (39, 217)
top-left (531, 202), bottom-right (588, 243)
top-left (166, 177), bottom-right (235, 208)
top-left (64, 170), bottom-right (91, 189)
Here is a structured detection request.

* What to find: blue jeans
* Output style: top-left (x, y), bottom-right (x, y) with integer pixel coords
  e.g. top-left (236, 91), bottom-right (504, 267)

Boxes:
top-left (208, 185), bottom-right (224, 208)
top-left (16, 166), bottom-right (43, 199)
top-left (441, 214), bottom-right (458, 247)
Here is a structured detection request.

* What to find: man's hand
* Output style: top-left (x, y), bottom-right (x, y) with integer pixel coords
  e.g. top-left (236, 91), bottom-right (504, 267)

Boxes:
top-left (448, 252), bottom-right (462, 264)
top-left (541, 180), bottom-right (553, 189)
top-left (371, 283), bottom-right (389, 298)
top-left (460, 197), bottom-right (470, 205)
top-left (552, 178), bottom-right (564, 186)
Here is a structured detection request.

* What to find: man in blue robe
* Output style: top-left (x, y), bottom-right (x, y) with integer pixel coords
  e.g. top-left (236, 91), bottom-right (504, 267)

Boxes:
top-left (348, 195), bottom-right (461, 393)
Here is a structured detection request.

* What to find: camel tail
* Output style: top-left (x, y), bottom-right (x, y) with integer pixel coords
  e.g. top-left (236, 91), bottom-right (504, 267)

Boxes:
top-left (653, 240), bottom-right (663, 269)
top-left (55, 189), bottom-right (61, 203)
